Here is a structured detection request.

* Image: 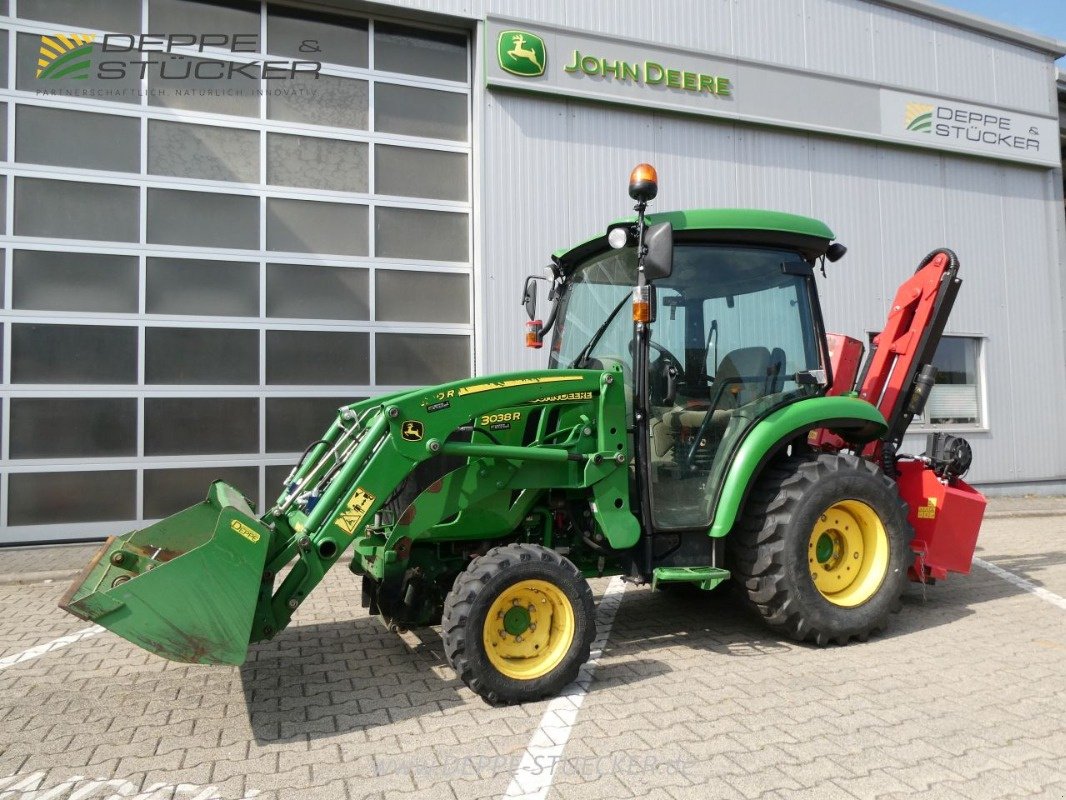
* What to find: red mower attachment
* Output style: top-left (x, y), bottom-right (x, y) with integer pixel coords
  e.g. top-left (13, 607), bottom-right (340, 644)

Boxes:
top-left (896, 458), bottom-right (985, 581)
top-left (815, 249), bottom-right (986, 582)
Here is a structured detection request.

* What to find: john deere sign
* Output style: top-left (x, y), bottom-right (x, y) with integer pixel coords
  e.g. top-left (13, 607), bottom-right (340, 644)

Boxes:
top-left (563, 50), bottom-right (731, 96)
top-left (498, 31), bottom-right (545, 77)
top-left (486, 18), bottom-right (1060, 169)
top-left (490, 21), bottom-right (733, 105)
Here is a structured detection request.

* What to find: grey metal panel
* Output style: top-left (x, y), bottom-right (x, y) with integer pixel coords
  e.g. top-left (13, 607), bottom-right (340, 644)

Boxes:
top-left (732, 0), bottom-right (806, 69)
top-left (871, 0), bottom-right (1066, 56)
top-left (485, 0), bottom-right (1066, 58)
top-left (733, 63), bottom-right (882, 136)
top-left (870, 4), bottom-right (938, 91)
top-left (994, 42), bottom-right (1057, 115)
top-left (734, 128), bottom-right (813, 217)
top-left (996, 167), bottom-right (1066, 480)
top-left (875, 147), bottom-right (946, 301)
top-left (808, 136), bottom-right (888, 336)
top-left (933, 23), bottom-right (998, 106)
top-left (653, 115), bottom-right (739, 212)
top-left (481, 92), bottom-right (573, 376)
top-left (484, 0), bottom-right (562, 26)
top-left (563, 0), bottom-right (734, 58)
top-left (356, 0), bottom-right (484, 19)
top-left (940, 158), bottom-right (1005, 336)
top-left (805, 0), bottom-right (875, 82)
top-left (938, 158), bottom-right (1013, 484)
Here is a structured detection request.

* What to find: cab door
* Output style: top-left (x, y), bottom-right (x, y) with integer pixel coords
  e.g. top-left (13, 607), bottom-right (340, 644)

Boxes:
top-left (646, 245), bottom-right (824, 530)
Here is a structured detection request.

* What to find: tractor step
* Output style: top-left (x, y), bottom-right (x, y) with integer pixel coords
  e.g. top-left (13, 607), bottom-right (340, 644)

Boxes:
top-left (652, 566), bottom-right (730, 591)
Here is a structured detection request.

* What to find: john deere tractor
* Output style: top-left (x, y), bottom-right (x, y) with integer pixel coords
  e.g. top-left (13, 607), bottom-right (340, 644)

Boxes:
top-left (62, 165), bottom-right (985, 705)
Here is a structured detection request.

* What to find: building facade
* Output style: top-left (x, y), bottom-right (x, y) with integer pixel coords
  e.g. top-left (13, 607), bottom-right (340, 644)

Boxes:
top-left (1, 0), bottom-right (1064, 544)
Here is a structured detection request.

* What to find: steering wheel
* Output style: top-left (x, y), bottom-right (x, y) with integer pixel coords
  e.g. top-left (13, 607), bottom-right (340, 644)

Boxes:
top-left (647, 341), bottom-right (685, 407)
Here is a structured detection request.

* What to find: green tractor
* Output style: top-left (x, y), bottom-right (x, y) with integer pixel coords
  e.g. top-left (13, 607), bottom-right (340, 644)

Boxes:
top-left (62, 165), bottom-right (985, 705)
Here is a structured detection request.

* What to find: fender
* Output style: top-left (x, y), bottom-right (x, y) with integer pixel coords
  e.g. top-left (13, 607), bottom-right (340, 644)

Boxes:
top-left (707, 395), bottom-right (887, 538)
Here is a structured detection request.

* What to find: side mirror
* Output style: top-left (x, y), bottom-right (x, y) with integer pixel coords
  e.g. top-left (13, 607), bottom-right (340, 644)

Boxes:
top-left (643, 221), bottom-right (673, 281)
top-left (521, 276), bottom-right (540, 321)
top-left (826, 242), bottom-right (847, 263)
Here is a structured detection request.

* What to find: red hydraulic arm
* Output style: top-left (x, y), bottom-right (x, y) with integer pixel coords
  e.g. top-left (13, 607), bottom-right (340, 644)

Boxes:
top-left (816, 250), bottom-right (986, 583)
top-left (857, 250), bottom-right (959, 465)
top-left (813, 250), bottom-right (959, 455)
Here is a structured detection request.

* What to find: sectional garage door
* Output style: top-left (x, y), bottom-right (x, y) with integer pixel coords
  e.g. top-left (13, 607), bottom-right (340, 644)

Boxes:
top-left (0, 0), bottom-right (472, 542)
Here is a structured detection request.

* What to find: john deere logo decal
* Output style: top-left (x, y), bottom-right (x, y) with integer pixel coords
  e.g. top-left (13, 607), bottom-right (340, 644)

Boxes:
top-left (401, 420), bottom-right (424, 442)
top-left (905, 102), bottom-right (934, 133)
top-left (498, 31), bottom-right (545, 77)
top-left (36, 33), bottom-right (95, 80)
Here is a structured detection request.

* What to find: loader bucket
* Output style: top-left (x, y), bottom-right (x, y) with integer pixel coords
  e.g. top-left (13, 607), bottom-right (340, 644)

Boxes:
top-left (59, 481), bottom-right (270, 666)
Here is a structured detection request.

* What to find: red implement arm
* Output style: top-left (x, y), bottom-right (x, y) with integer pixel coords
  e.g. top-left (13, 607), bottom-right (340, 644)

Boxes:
top-left (857, 251), bottom-right (958, 465)
top-left (816, 249), bottom-right (986, 582)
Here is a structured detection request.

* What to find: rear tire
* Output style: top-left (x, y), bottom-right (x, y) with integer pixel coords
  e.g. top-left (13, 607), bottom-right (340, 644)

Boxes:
top-left (441, 543), bottom-right (595, 705)
top-left (729, 453), bottom-right (912, 645)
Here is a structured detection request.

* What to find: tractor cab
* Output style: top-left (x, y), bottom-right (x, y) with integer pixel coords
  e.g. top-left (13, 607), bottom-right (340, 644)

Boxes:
top-left (526, 166), bottom-right (845, 532)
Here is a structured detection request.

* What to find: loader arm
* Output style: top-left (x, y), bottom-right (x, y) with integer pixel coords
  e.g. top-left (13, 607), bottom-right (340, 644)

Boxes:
top-left (61, 368), bottom-right (635, 665)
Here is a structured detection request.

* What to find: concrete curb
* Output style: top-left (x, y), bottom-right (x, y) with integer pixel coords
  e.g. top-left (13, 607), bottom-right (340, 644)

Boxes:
top-left (983, 510), bottom-right (1066, 520)
top-left (0, 570), bottom-right (77, 586)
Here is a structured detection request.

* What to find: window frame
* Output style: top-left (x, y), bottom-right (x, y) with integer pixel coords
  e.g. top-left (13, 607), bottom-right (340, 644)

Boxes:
top-left (908, 334), bottom-right (988, 433)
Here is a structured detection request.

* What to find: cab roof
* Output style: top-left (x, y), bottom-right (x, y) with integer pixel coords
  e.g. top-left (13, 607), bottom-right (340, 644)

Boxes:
top-left (553, 208), bottom-right (836, 269)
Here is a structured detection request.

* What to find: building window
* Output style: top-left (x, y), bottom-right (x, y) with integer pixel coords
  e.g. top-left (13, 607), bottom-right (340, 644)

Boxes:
top-left (0, 6), bottom-right (472, 540)
top-left (916, 336), bottom-right (984, 428)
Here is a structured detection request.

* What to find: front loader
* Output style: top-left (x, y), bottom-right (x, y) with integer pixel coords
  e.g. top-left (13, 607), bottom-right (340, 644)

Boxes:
top-left (61, 165), bottom-right (986, 705)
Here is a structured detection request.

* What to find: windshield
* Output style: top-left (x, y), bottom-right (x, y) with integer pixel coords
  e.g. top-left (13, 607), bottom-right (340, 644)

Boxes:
top-left (550, 244), bottom-right (820, 381)
top-left (549, 247), bottom-right (637, 371)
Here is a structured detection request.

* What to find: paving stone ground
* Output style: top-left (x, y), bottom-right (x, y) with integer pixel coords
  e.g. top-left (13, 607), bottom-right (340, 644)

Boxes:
top-left (0, 502), bottom-right (1064, 800)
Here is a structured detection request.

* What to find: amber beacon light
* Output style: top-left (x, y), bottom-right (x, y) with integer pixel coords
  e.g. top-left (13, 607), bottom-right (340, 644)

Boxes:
top-left (628, 163), bottom-right (658, 202)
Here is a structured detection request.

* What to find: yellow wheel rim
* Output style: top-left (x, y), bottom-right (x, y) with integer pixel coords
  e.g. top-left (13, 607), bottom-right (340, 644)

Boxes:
top-left (482, 579), bottom-right (576, 681)
top-left (807, 499), bottom-right (889, 607)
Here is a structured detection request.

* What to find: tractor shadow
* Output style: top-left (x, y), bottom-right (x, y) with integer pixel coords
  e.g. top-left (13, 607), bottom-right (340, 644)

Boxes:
top-left (972, 546), bottom-right (1066, 586)
top-left (239, 614), bottom-right (669, 744)
top-left (602, 548), bottom-right (1053, 663)
top-left (240, 545), bottom-right (1052, 745)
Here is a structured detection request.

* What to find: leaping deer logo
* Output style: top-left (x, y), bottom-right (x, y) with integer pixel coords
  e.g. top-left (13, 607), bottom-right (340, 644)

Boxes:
top-left (498, 30), bottom-right (546, 77)
top-left (508, 34), bottom-right (541, 71)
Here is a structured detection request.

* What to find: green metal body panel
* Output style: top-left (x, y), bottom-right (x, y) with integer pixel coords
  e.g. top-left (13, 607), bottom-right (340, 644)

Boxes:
top-left (59, 482), bottom-right (270, 665)
top-left (553, 208), bottom-right (835, 262)
top-left (706, 395), bottom-right (887, 538)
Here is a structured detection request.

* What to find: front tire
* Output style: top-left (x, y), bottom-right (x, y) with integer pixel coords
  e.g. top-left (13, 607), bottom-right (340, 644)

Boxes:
top-left (441, 543), bottom-right (595, 705)
top-left (729, 453), bottom-right (912, 645)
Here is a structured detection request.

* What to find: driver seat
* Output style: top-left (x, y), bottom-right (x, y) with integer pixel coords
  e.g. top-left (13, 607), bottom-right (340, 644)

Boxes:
top-left (712, 347), bottom-right (773, 409)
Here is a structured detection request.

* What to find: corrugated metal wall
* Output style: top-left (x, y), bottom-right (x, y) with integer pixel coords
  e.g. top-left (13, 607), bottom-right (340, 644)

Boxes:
top-left (370, 0), bottom-right (1066, 485)
top-left (375, 0), bottom-right (1056, 114)
top-left (480, 90), bottom-right (1066, 485)
top-left (481, 0), bottom-right (1057, 114)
